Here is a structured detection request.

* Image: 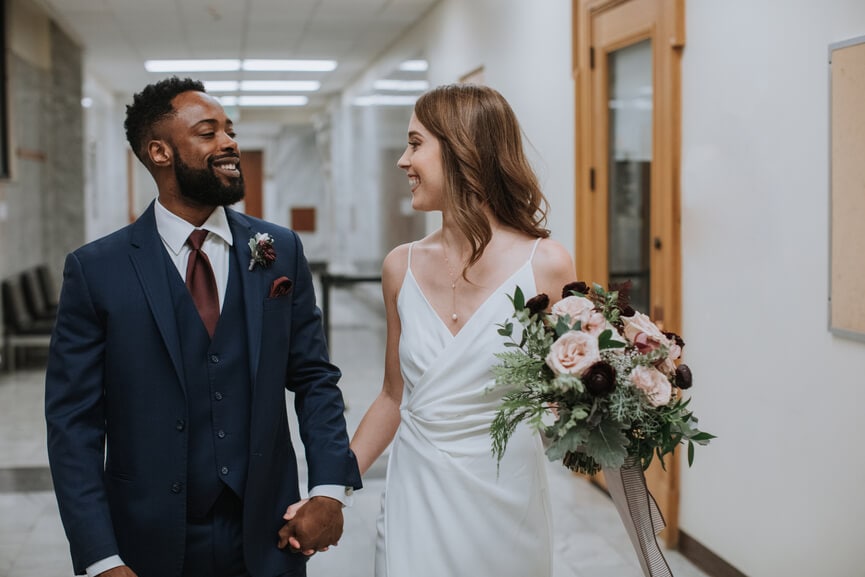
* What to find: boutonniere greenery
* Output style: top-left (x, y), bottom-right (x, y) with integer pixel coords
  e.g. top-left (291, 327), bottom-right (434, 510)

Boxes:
top-left (248, 232), bottom-right (276, 271)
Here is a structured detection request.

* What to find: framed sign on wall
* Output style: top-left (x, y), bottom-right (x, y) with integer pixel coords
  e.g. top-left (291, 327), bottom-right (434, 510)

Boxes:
top-left (829, 35), bottom-right (865, 341)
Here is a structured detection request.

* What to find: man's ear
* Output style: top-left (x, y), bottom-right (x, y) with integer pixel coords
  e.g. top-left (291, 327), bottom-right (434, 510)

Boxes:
top-left (147, 139), bottom-right (171, 167)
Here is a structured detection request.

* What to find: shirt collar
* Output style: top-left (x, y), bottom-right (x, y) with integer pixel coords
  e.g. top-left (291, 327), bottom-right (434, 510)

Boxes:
top-left (154, 199), bottom-right (234, 256)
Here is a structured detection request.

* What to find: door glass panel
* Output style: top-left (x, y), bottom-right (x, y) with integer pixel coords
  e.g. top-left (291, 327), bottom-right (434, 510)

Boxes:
top-left (608, 39), bottom-right (652, 313)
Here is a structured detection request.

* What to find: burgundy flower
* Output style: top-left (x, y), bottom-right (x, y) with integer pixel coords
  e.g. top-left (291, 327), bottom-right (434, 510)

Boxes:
top-left (259, 242), bottom-right (276, 264)
top-left (674, 364), bottom-right (693, 389)
top-left (525, 293), bottom-right (549, 317)
top-left (664, 331), bottom-right (685, 348)
top-left (609, 279), bottom-right (633, 311)
top-left (248, 232), bottom-right (277, 271)
top-left (561, 281), bottom-right (589, 298)
top-left (583, 361), bottom-right (617, 397)
top-left (620, 305), bottom-right (636, 318)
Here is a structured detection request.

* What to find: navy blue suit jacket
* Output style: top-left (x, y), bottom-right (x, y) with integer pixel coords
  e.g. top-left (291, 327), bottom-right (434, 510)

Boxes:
top-left (45, 203), bottom-right (361, 577)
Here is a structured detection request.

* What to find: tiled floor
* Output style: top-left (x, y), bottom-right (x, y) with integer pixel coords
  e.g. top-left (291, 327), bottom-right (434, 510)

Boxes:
top-left (0, 282), bottom-right (710, 577)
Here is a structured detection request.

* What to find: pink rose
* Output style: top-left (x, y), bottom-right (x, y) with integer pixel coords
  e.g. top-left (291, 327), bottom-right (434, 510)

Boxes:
top-left (630, 365), bottom-right (672, 407)
top-left (622, 312), bottom-right (669, 353)
top-left (545, 331), bottom-right (601, 377)
top-left (655, 341), bottom-right (682, 376)
top-left (551, 296), bottom-right (596, 327)
top-left (579, 311), bottom-right (607, 336)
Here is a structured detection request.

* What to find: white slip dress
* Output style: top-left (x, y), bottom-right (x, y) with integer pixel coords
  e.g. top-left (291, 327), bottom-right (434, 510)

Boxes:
top-left (374, 239), bottom-right (553, 577)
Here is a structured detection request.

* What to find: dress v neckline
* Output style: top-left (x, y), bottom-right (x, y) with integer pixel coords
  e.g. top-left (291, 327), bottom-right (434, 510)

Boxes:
top-left (405, 259), bottom-right (532, 340)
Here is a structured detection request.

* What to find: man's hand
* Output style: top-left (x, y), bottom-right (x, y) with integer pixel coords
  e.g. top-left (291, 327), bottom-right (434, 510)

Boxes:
top-left (98, 567), bottom-right (138, 576)
top-left (277, 496), bottom-right (344, 555)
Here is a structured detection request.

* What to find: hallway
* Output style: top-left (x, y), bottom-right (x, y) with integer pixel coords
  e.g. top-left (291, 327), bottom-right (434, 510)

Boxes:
top-left (0, 281), bottom-right (708, 577)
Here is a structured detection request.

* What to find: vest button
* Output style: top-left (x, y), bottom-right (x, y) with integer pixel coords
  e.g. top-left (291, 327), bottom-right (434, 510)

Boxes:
top-left (175, 419), bottom-right (185, 431)
top-left (210, 354), bottom-right (220, 364)
top-left (220, 466), bottom-right (230, 475)
top-left (170, 482), bottom-right (183, 494)
top-left (217, 430), bottom-right (226, 439)
top-left (214, 392), bottom-right (223, 401)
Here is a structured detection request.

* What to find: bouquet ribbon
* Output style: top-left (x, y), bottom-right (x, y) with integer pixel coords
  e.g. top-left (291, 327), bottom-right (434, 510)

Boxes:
top-left (602, 457), bottom-right (673, 577)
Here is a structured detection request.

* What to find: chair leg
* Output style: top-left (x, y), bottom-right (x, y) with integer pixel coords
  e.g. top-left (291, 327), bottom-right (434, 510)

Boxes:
top-left (2, 340), bottom-right (12, 372)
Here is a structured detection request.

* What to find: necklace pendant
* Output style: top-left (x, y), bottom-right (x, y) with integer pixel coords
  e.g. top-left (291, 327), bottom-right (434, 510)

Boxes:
top-left (451, 313), bottom-right (458, 321)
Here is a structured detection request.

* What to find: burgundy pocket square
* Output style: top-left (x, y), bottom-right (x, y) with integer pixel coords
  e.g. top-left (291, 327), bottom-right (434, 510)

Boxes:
top-left (269, 276), bottom-right (293, 298)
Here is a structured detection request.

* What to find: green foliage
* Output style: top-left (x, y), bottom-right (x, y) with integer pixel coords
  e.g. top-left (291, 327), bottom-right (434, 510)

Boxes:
top-left (489, 284), bottom-right (714, 476)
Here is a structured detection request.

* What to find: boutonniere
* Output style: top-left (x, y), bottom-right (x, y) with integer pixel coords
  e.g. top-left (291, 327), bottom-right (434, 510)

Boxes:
top-left (248, 232), bottom-right (276, 271)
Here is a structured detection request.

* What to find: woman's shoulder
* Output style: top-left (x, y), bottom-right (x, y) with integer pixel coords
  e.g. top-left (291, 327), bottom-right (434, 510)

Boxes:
top-left (381, 242), bottom-right (413, 297)
top-left (532, 237), bottom-right (573, 270)
top-left (531, 237), bottom-right (576, 298)
top-left (382, 242), bottom-right (411, 274)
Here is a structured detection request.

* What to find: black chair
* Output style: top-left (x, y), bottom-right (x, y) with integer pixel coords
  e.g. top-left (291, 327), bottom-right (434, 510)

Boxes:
top-left (2, 274), bottom-right (54, 371)
top-left (35, 264), bottom-right (59, 314)
top-left (21, 267), bottom-right (56, 322)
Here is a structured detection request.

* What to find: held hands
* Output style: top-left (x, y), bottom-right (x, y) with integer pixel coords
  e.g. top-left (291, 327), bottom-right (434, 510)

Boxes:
top-left (278, 496), bottom-right (344, 556)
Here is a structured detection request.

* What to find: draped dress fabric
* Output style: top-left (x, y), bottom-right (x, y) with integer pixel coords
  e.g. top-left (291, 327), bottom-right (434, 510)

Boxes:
top-left (375, 239), bottom-right (552, 577)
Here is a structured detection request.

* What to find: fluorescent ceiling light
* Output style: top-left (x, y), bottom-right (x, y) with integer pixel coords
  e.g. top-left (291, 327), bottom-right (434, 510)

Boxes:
top-left (242, 59), bottom-right (337, 72)
top-left (204, 81), bottom-right (240, 92)
top-left (399, 59), bottom-right (428, 72)
top-left (240, 80), bottom-right (320, 92)
top-left (218, 95), bottom-right (309, 107)
top-left (373, 79), bottom-right (429, 92)
top-left (205, 80), bottom-right (320, 93)
top-left (144, 59), bottom-right (336, 73)
top-left (145, 59), bottom-right (241, 72)
top-left (353, 94), bottom-right (418, 107)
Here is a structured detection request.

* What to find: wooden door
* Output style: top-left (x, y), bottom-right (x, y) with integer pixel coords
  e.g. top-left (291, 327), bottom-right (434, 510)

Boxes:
top-left (242, 150), bottom-right (263, 218)
top-left (573, 0), bottom-right (684, 546)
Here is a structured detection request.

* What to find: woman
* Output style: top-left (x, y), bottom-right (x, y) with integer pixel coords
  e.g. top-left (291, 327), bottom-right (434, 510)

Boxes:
top-left (354, 84), bottom-right (575, 576)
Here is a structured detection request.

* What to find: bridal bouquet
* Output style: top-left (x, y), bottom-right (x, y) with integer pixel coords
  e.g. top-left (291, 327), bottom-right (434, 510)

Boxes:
top-left (490, 281), bottom-right (713, 476)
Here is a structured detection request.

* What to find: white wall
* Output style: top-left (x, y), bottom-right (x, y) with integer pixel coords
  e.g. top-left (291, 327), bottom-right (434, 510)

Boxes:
top-left (337, 0), bottom-right (576, 254)
top-left (679, 1), bottom-right (865, 575)
top-left (344, 1), bottom-right (865, 575)
top-left (264, 125), bottom-right (329, 261)
top-left (82, 77), bottom-right (128, 241)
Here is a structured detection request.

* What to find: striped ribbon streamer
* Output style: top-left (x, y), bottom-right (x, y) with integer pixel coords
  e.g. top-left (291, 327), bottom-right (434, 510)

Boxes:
top-left (603, 457), bottom-right (673, 577)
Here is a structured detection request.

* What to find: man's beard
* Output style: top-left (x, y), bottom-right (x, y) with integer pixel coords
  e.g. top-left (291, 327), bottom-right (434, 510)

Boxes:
top-left (173, 147), bottom-right (245, 207)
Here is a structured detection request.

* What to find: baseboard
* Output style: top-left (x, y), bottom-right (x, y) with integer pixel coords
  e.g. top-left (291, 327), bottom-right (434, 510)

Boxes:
top-left (678, 530), bottom-right (748, 577)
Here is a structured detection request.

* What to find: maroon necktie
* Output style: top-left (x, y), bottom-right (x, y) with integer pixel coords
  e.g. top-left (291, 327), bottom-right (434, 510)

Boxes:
top-left (185, 229), bottom-right (219, 337)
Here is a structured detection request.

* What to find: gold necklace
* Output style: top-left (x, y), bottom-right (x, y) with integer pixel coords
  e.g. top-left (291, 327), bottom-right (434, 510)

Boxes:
top-left (442, 241), bottom-right (460, 322)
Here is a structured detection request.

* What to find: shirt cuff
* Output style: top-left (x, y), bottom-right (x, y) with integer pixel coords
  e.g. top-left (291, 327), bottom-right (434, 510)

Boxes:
top-left (309, 484), bottom-right (354, 507)
top-left (86, 555), bottom-right (124, 576)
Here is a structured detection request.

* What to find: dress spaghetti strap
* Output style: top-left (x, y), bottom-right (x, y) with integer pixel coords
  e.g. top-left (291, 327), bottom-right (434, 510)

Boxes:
top-left (528, 237), bottom-right (542, 262)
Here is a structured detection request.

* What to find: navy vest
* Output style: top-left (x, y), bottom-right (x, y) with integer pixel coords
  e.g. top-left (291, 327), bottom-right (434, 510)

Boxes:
top-left (165, 246), bottom-right (252, 519)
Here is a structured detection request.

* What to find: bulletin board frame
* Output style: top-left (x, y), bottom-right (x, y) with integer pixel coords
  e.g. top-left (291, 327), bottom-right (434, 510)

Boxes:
top-left (829, 35), bottom-right (865, 341)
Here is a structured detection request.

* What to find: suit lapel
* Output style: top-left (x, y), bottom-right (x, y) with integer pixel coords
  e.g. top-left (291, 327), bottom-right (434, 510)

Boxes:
top-left (227, 209), bottom-right (263, 389)
top-left (128, 202), bottom-right (186, 390)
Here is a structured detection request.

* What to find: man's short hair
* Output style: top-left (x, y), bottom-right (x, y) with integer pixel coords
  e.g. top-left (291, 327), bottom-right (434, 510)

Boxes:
top-left (124, 76), bottom-right (205, 162)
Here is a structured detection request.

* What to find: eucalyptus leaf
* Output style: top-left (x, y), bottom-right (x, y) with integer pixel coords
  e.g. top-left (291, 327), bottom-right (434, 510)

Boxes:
top-left (513, 286), bottom-right (525, 311)
top-left (555, 317), bottom-right (571, 337)
top-left (598, 329), bottom-right (627, 350)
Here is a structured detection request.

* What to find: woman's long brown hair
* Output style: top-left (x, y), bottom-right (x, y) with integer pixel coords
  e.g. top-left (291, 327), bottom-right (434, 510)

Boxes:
top-left (413, 84), bottom-right (550, 276)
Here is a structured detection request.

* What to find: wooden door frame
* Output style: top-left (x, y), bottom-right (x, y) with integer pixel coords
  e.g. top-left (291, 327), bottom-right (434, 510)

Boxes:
top-left (573, 0), bottom-right (685, 546)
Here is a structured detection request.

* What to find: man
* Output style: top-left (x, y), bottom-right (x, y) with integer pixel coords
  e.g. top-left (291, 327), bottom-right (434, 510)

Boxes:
top-left (45, 77), bottom-right (361, 577)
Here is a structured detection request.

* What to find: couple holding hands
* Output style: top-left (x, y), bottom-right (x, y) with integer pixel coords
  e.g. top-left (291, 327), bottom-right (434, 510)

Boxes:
top-left (46, 77), bottom-right (574, 577)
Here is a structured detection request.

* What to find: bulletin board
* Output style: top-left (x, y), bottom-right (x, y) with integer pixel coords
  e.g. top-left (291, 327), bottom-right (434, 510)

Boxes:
top-left (829, 35), bottom-right (865, 340)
